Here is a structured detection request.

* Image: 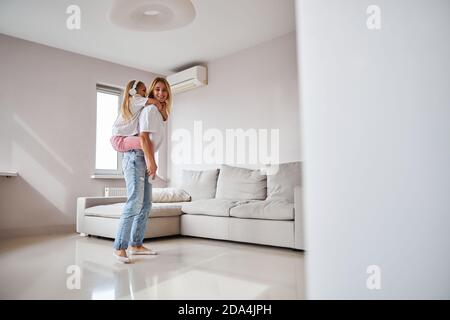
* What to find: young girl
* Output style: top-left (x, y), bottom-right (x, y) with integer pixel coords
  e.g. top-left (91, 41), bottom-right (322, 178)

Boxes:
top-left (110, 79), bottom-right (168, 173)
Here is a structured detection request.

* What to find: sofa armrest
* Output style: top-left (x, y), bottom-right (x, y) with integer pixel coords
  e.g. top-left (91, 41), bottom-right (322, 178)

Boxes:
top-left (294, 186), bottom-right (305, 250)
top-left (76, 196), bottom-right (127, 233)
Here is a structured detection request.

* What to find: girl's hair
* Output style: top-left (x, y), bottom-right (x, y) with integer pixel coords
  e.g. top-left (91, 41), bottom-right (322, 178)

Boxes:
top-left (120, 80), bottom-right (144, 121)
top-left (147, 77), bottom-right (172, 115)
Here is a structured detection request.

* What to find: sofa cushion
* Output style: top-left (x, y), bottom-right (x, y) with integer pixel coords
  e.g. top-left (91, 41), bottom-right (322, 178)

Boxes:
top-left (215, 165), bottom-right (267, 200)
top-left (181, 199), bottom-right (245, 217)
top-left (85, 202), bottom-right (188, 219)
top-left (266, 161), bottom-right (301, 202)
top-left (180, 169), bottom-right (219, 200)
top-left (152, 188), bottom-right (191, 203)
top-left (229, 199), bottom-right (294, 220)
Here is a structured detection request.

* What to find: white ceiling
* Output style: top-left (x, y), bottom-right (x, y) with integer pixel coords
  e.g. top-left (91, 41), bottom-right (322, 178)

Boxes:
top-left (0, 0), bottom-right (296, 75)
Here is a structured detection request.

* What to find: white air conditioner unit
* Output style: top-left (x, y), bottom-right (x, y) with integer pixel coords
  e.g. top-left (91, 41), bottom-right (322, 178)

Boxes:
top-left (167, 65), bottom-right (207, 94)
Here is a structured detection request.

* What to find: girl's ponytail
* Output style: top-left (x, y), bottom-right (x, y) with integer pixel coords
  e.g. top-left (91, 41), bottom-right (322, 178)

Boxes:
top-left (120, 80), bottom-right (142, 121)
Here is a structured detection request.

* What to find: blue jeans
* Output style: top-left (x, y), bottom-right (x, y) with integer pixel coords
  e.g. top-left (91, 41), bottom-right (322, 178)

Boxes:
top-left (113, 150), bottom-right (152, 250)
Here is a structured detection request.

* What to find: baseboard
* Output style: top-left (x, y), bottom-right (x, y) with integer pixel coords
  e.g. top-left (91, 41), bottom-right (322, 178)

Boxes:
top-left (0, 224), bottom-right (76, 239)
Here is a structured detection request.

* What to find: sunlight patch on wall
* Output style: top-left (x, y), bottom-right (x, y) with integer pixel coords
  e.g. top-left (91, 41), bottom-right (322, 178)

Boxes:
top-left (13, 115), bottom-right (74, 174)
top-left (12, 142), bottom-right (67, 213)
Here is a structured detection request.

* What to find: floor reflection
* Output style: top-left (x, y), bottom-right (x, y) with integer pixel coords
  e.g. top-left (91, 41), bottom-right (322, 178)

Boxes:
top-left (0, 234), bottom-right (305, 299)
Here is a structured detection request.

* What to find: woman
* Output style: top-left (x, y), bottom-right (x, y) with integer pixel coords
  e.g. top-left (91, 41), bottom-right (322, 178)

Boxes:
top-left (113, 77), bottom-right (172, 263)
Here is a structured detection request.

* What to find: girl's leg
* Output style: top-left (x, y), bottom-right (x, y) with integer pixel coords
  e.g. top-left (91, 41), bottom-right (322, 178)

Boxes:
top-left (113, 150), bottom-right (146, 250)
top-left (111, 136), bottom-right (152, 174)
top-left (129, 159), bottom-right (152, 247)
top-left (110, 136), bottom-right (142, 153)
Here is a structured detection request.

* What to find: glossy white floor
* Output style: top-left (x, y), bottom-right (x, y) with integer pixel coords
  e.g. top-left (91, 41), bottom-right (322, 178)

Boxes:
top-left (0, 233), bottom-right (305, 299)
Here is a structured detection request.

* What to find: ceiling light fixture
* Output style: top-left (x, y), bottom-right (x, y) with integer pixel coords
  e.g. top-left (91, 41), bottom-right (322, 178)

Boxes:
top-left (108, 0), bottom-right (196, 32)
top-left (143, 10), bottom-right (161, 16)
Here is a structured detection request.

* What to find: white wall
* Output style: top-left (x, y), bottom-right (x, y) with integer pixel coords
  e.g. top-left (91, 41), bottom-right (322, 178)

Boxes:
top-left (296, 0), bottom-right (450, 298)
top-left (0, 34), bottom-right (166, 236)
top-left (168, 32), bottom-right (301, 187)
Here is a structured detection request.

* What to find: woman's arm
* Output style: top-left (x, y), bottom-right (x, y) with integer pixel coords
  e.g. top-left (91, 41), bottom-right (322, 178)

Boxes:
top-left (139, 132), bottom-right (157, 179)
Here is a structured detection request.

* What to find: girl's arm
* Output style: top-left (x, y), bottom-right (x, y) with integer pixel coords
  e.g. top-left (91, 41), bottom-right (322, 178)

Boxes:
top-left (159, 102), bottom-right (169, 121)
top-left (139, 132), bottom-right (157, 179)
top-left (146, 98), bottom-right (162, 109)
top-left (130, 97), bottom-right (161, 115)
top-left (145, 98), bottom-right (167, 121)
top-left (130, 96), bottom-right (148, 114)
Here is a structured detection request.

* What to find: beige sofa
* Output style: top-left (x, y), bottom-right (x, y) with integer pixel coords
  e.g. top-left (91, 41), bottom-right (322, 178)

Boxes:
top-left (76, 162), bottom-right (304, 250)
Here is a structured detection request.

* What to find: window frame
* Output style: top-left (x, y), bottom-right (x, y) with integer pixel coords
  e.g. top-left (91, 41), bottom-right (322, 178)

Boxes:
top-left (94, 84), bottom-right (124, 176)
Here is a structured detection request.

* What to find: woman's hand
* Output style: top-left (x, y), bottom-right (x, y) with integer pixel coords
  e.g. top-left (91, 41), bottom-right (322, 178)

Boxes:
top-left (140, 132), bottom-right (157, 179)
top-left (147, 160), bottom-right (158, 180)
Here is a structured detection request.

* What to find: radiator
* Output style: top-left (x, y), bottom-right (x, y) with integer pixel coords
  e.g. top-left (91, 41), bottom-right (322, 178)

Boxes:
top-left (104, 187), bottom-right (127, 197)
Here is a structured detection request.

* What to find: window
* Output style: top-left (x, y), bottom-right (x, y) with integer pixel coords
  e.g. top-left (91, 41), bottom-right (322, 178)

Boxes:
top-left (95, 85), bottom-right (122, 175)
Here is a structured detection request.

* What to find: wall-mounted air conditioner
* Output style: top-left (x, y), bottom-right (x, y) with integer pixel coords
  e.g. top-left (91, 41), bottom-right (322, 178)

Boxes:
top-left (167, 65), bottom-right (207, 94)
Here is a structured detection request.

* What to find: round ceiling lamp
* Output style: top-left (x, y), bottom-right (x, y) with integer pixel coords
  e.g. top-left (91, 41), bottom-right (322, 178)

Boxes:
top-left (108, 0), bottom-right (196, 32)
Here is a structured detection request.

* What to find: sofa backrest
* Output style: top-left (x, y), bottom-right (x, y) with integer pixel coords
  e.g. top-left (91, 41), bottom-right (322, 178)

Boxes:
top-left (180, 169), bottom-right (219, 200)
top-left (266, 161), bottom-right (302, 203)
top-left (215, 164), bottom-right (267, 200)
top-left (180, 162), bottom-right (301, 202)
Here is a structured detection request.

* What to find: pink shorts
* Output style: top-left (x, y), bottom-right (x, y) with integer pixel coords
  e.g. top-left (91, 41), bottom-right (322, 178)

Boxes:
top-left (110, 136), bottom-right (142, 152)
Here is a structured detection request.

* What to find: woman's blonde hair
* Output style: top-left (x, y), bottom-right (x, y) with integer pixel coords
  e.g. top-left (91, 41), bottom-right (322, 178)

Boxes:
top-left (147, 77), bottom-right (172, 115)
top-left (120, 80), bottom-right (144, 121)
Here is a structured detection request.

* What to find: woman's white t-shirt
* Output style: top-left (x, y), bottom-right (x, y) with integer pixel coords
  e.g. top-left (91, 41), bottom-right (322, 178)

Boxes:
top-left (138, 105), bottom-right (166, 152)
top-left (112, 96), bottom-right (147, 136)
